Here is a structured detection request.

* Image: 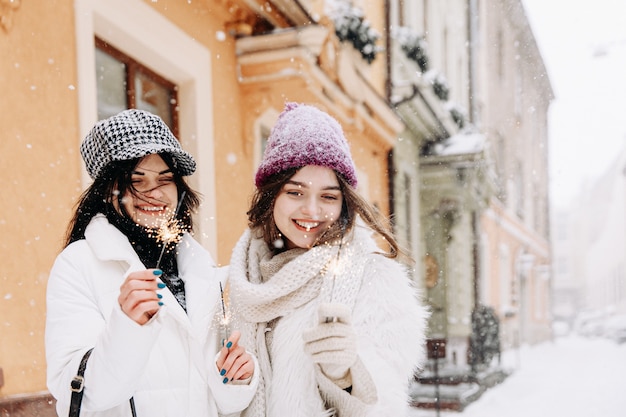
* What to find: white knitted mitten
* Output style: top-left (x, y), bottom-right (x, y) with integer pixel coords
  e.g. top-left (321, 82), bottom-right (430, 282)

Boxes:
top-left (303, 303), bottom-right (357, 388)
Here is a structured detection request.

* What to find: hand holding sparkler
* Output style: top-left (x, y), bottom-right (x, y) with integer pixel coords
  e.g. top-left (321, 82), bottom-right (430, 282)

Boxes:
top-left (119, 192), bottom-right (188, 325)
top-left (303, 302), bottom-right (357, 388)
top-left (118, 268), bottom-right (166, 325)
top-left (216, 330), bottom-right (255, 384)
top-left (214, 282), bottom-right (255, 383)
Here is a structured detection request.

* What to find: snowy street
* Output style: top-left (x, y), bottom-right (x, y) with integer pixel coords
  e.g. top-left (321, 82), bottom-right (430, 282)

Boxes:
top-left (409, 336), bottom-right (626, 417)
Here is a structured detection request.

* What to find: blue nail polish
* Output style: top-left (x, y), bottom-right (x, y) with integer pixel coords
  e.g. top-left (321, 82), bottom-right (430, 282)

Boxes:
top-left (157, 283), bottom-right (166, 289)
top-left (158, 301), bottom-right (164, 306)
top-left (222, 377), bottom-right (228, 384)
top-left (220, 369), bottom-right (226, 376)
top-left (226, 341), bottom-right (233, 349)
top-left (153, 269), bottom-right (163, 276)
top-left (157, 294), bottom-right (163, 299)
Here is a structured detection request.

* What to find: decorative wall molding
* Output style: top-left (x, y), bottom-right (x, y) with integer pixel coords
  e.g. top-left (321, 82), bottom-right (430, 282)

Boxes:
top-left (0, 0), bottom-right (20, 32)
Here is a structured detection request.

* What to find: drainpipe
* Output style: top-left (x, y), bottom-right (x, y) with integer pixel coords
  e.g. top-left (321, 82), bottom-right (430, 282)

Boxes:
top-left (472, 210), bottom-right (480, 309)
top-left (467, 0), bottom-right (479, 125)
top-left (467, 0), bottom-right (479, 311)
top-left (384, 0), bottom-right (392, 103)
top-left (384, 0), bottom-right (395, 223)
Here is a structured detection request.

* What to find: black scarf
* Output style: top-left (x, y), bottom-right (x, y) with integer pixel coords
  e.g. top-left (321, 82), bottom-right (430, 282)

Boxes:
top-left (105, 209), bottom-right (187, 312)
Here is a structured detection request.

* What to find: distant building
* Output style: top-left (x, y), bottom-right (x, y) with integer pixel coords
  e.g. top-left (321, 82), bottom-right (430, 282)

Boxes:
top-left (474, 0), bottom-right (553, 348)
top-left (554, 144), bottom-right (626, 328)
top-left (388, 0), bottom-right (553, 372)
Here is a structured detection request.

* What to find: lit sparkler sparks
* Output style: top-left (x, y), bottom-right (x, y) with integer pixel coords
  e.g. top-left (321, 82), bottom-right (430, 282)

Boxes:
top-left (152, 191), bottom-right (187, 269)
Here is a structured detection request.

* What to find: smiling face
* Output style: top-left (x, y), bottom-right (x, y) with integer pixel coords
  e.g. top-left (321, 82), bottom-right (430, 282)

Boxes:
top-left (119, 154), bottom-right (178, 228)
top-left (273, 165), bottom-right (344, 250)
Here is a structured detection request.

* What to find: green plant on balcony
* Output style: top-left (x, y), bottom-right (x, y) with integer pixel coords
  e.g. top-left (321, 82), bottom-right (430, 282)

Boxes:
top-left (330, 0), bottom-right (380, 64)
top-left (446, 102), bottom-right (467, 129)
top-left (395, 26), bottom-right (429, 73)
top-left (426, 70), bottom-right (450, 101)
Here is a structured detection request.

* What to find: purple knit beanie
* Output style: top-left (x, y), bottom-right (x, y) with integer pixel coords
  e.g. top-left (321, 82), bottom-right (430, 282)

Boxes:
top-left (255, 102), bottom-right (358, 188)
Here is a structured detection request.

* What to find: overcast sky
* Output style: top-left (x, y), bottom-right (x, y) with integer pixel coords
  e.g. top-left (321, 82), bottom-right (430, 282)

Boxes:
top-left (521, 0), bottom-right (626, 208)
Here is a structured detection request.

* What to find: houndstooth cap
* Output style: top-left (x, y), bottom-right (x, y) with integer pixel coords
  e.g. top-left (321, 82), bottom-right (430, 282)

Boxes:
top-left (80, 109), bottom-right (196, 179)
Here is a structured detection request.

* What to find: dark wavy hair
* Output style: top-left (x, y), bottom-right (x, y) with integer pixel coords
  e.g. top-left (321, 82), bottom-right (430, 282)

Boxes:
top-left (247, 167), bottom-right (404, 259)
top-left (64, 153), bottom-right (200, 247)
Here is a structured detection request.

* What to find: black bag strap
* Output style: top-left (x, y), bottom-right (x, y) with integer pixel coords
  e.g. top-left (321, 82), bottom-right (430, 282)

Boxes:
top-left (69, 348), bottom-right (93, 417)
top-left (69, 348), bottom-right (137, 417)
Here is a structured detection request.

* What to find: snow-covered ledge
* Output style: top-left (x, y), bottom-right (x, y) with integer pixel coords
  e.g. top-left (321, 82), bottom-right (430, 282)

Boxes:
top-left (236, 25), bottom-right (329, 56)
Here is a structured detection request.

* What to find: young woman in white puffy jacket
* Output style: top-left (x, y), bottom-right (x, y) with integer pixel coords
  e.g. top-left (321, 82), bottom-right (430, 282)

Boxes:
top-left (45, 109), bottom-right (258, 417)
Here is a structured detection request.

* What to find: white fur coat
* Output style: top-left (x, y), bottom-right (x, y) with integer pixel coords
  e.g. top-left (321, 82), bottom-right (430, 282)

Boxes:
top-left (227, 226), bottom-right (429, 416)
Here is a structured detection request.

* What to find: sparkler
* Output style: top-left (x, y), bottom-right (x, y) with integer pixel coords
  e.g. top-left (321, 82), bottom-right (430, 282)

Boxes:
top-left (327, 237), bottom-right (344, 304)
top-left (219, 282), bottom-right (227, 321)
top-left (219, 281), bottom-right (231, 346)
top-left (324, 222), bottom-right (346, 323)
top-left (153, 191), bottom-right (187, 269)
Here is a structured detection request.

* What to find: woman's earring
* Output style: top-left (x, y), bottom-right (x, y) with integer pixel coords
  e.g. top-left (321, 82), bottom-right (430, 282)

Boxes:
top-left (272, 229), bottom-right (284, 249)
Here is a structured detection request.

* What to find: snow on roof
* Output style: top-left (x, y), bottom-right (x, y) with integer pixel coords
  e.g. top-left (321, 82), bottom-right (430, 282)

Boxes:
top-left (433, 132), bottom-right (486, 157)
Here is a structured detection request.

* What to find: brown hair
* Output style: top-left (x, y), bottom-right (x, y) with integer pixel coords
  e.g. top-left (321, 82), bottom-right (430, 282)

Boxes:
top-left (247, 167), bottom-right (407, 260)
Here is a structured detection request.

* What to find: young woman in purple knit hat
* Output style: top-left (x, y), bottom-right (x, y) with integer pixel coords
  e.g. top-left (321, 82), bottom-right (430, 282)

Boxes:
top-left (227, 102), bottom-right (429, 416)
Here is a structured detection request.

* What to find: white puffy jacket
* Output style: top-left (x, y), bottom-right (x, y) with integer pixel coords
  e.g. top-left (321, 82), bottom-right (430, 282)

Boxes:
top-left (45, 214), bottom-right (258, 417)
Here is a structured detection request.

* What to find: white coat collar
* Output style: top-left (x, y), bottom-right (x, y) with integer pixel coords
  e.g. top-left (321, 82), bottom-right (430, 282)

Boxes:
top-left (84, 214), bottom-right (143, 269)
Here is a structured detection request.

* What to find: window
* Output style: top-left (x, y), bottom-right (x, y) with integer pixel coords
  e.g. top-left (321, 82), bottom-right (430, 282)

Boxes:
top-left (499, 244), bottom-right (511, 314)
top-left (254, 108), bottom-right (281, 170)
top-left (95, 38), bottom-right (179, 136)
top-left (514, 52), bottom-right (523, 118)
top-left (515, 160), bottom-right (524, 219)
top-left (533, 276), bottom-right (544, 320)
top-left (497, 29), bottom-right (504, 80)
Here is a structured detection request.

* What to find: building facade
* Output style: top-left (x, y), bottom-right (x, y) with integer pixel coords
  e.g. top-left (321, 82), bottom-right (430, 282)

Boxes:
top-left (0, 0), bottom-right (402, 412)
top-left (387, 0), bottom-right (553, 374)
top-left (552, 144), bottom-right (626, 332)
top-left (475, 0), bottom-right (553, 348)
top-left (0, 0), bottom-right (553, 413)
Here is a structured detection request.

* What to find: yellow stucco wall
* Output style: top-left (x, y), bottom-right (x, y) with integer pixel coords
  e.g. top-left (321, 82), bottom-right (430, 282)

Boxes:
top-left (1, 0), bottom-right (394, 397)
top-left (1, 0), bottom-right (80, 395)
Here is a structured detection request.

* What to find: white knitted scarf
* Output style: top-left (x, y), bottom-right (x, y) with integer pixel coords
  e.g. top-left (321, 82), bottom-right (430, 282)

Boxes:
top-left (229, 233), bottom-right (331, 323)
top-left (229, 229), bottom-right (343, 416)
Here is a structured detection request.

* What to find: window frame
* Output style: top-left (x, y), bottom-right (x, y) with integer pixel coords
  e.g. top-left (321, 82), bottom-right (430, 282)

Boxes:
top-left (95, 37), bottom-right (180, 137)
